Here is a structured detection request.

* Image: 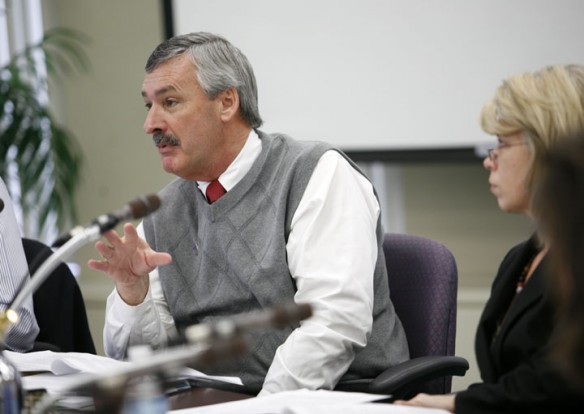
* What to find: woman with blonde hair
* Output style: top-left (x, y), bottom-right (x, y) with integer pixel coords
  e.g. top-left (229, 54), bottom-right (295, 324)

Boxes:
top-left (396, 64), bottom-right (584, 413)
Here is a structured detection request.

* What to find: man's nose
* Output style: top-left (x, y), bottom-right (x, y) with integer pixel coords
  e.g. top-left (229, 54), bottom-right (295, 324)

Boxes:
top-left (144, 106), bottom-right (164, 134)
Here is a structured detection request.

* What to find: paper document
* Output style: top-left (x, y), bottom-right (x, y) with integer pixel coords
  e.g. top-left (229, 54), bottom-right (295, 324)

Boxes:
top-left (5, 350), bottom-right (242, 393)
top-left (6, 350), bottom-right (126, 375)
top-left (7, 350), bottom-right (242, 412)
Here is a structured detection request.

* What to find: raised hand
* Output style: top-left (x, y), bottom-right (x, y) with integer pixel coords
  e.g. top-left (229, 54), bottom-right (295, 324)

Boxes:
top-left (88, 223), bottom-right (172, 305)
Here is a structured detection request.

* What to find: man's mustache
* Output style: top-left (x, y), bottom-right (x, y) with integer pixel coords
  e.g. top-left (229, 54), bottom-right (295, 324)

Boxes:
top-left (153, 133), bottom-right (180, 146)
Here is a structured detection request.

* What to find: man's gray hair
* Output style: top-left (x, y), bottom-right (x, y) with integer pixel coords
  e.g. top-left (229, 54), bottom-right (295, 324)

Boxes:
top-left (146, 32), bottom-right (262, 128)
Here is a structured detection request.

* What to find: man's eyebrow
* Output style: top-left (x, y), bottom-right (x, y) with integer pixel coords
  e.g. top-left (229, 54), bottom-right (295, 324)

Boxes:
top-left (141, 85), bottom-right (177, 98)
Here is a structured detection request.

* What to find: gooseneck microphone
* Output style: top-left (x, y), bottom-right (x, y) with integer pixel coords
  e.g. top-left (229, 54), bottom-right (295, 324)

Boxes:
top-left (185, 302), bottom-right (313, 344)
top-left (0, 194), bottom-right (161, 337)
top-left (31, 303), bottom-right (313, 414)
top-left (52, 194), bottom-right (161, 248)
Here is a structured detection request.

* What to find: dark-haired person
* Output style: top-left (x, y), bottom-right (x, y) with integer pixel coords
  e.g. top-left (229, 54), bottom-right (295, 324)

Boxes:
top-left (396, 64), bottom-right (584, 413)
top-left (89, 32), bottom-right (409, 395)
top-left (532, 135), bottom-right (584, 392)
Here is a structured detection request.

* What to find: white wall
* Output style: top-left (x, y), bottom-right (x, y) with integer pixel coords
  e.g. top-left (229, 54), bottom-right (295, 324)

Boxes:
top-left (172, 0), bottom-right (584, 151)
top-left (42, 0), bottom-right (535, 392)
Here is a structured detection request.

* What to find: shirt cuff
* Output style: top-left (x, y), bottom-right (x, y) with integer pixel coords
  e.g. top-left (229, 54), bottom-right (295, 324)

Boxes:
top-left (110, 285), bottom-right (154, 322)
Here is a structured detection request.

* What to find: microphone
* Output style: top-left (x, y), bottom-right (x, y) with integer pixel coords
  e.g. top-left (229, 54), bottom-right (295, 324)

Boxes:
top-left (184, 302), bottom-right (313, 344)
top-left (0, 194), bottom-right (162, 414)
top-left (1, 194), bottom-right (162, 332)
top-left (52, 194), bottom-right (161, 247)
top-left (31, 304), bottom-right (313, 414)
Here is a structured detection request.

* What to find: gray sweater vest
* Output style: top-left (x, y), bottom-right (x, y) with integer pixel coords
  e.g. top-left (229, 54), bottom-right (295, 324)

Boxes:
top-left (143, 131), bottom-right (408, 392)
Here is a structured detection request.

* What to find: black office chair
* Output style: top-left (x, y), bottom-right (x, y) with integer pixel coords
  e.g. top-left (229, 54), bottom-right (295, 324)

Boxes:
top-left (193, 233), bottom-right (469, 399)
top-left (22, 238), bottom-right (96, 354)
top-left (139, 233), bottom-right (468, 400)
top-left (336, 233), bottom-right (468, 399)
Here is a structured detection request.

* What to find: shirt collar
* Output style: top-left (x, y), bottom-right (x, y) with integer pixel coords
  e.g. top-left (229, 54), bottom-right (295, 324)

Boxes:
top-left (197, 129), bottom-right (262, 195)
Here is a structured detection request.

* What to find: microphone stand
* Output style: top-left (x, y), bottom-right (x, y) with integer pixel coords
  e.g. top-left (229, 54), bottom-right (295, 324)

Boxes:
top-left (0, 216), bottom-right (312, 413)
top-left (0, 195), bottom-right (161, 413)
top-left (0, 227), bottom-right (105, 414)
top-left (31, 302), bottom-right (312, 413)
top-left (0, 227), bottom-right (101, 338)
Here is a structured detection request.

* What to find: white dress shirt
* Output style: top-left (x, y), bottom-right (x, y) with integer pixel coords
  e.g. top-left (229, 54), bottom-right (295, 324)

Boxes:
top-left (0, 178), bottom-right (40, 352)
top-left (104, 131), bottom-right (380, 394)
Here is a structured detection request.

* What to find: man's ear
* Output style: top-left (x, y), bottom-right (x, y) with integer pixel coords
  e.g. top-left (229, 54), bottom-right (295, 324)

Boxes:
top-left (219, 87), bottom-right (240, 122)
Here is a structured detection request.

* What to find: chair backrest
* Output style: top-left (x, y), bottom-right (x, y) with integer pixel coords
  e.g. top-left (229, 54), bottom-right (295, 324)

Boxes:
top-left (22, 238), bottom-right (96, 354)
top-left (383, 233), bottom-right (458, 393)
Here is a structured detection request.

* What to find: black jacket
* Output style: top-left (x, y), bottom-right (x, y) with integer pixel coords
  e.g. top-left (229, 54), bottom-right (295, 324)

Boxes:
top-left (455, 237), bottom-right (582, 413)
top-left (23, 238), bottom-right (96, 354)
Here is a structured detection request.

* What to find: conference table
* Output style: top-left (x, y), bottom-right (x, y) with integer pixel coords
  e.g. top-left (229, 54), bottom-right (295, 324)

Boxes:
top-left (25, 385), bottom-right (447, 413)
top-left (168, 386), bottom-right (252, 410)
top-left (12, 347), bottom-right (441, 413)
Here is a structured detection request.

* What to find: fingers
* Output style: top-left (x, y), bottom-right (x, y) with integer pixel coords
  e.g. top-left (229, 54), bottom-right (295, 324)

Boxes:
top-left (122, 222), bottom-right (139, 238)
top-left (87, 258), bottom-right (101, 271)
top-left (95, 224), bottom-right (140, 261)
top-left (95, 240), bottom-right (114, 260)
top-left (89, 222), bottom-right (172, 279)
top-left (393, 400), bottom-right (416, 406)
top-left (102, 223), bottom-right (137, 249)
top-left (135, 251), bottom-right (172, 277)
top-left (393, 394), bottom-right (455, 412)
top-left (393, 394), bottom-right (427, 407)
top-left (88, 257), bottom-right (112, 272)
top-left (145, 251), bottom-right (173, 268)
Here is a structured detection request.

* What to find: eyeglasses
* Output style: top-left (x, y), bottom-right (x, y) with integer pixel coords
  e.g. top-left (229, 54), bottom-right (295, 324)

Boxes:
top-left (487, 142), bottom-right (526, 162)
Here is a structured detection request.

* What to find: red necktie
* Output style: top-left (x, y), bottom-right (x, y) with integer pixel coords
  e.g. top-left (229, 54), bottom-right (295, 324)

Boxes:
top-left (206, 179), bottom-right (226, 204)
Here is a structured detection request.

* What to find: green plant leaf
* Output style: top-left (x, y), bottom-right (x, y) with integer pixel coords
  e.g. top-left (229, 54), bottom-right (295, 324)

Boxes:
top-left (0, 27), bottom-right (90, 237)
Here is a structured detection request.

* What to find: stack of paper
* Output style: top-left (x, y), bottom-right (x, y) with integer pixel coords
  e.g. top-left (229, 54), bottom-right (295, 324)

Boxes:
top-left (5, 349), bottom-right (242, 412)
top-left (6, 350), bottom-right (241, 393)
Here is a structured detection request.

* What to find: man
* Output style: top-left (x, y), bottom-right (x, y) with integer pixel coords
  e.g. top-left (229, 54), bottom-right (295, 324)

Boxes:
top-left (0, 177), bottom-right (39, 352)
top-left (89, 32), bottom-right (408, 395)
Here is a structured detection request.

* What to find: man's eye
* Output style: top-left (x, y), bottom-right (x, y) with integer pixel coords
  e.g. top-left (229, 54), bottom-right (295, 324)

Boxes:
top-left (165, 99), bottom-right (177, 107)
top-left (144, 103), bottom-right (152, 111)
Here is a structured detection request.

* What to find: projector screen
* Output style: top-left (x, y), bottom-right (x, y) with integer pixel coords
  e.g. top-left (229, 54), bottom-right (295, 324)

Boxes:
top-left (169, 0), bottom-right (584, 153)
